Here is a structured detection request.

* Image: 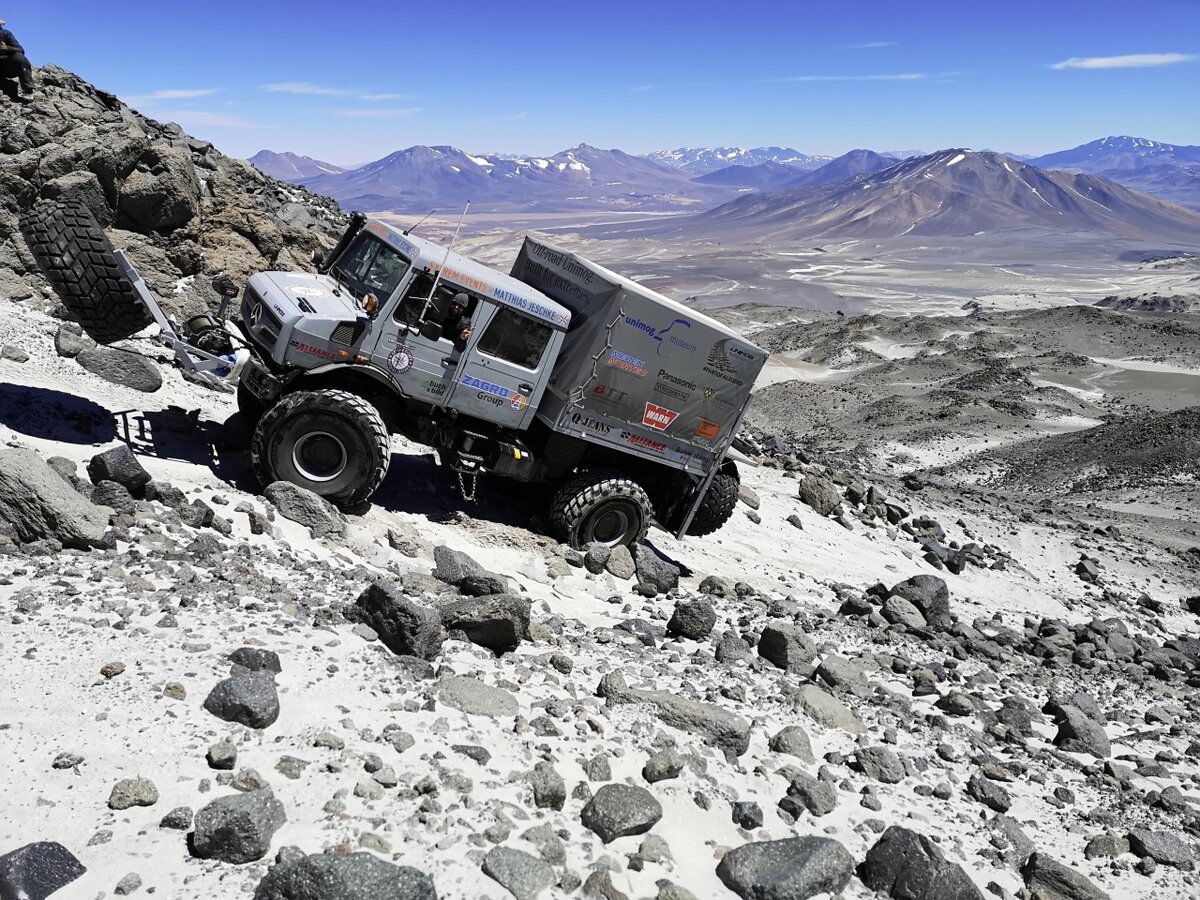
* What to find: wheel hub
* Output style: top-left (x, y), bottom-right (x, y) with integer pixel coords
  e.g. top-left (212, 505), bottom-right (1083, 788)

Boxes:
top-left (292, 430), bottom-right (348, 482)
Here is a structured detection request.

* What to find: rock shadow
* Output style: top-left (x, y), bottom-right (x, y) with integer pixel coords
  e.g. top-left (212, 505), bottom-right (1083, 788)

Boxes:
top-left (115, 405), bottom-right (258, 492)
top-left (0, 383), bottom-right (117, 443)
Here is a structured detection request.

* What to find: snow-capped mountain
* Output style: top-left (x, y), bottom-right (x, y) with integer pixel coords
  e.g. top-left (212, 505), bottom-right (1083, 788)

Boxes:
top-left (646, 146), bottom-right (830, 175)
top-left (247, 150), bottom-right (345, 181)
top-left (784, 149), bottom-right (905, 188)
top-left (1027, 136), bottom-right (1200, 173)
top-left (647, 149), bottom-right (1200, 241)
top-left (295, 144), bottom-right (739, 212)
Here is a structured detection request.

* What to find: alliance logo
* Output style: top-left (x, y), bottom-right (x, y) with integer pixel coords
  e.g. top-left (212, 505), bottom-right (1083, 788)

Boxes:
top-left (620, 431), bottom-right (667, 453)
top-left (624, 316), bottom-right (696, 357)
top-left (643, 402), bottom-right (679, 431)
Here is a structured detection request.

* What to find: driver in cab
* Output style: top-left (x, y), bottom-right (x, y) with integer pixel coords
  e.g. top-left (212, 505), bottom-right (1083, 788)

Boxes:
top-left (442, 292), bottom-right (474, 352)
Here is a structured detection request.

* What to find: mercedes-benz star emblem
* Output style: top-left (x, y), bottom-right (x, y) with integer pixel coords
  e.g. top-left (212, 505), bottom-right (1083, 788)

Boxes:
top-left (248, 302), bottom-right (262, 329)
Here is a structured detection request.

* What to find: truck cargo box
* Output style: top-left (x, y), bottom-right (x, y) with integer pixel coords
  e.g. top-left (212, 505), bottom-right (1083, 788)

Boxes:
top-left (511, 237), bottom-right (767, 474)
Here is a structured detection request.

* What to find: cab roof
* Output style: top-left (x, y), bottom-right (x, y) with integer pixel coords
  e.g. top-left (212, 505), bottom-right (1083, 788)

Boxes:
top-left (364, 219), bottom-right (571, 329)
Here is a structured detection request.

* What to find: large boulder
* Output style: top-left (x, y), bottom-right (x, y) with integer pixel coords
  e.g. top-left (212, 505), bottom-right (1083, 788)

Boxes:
top-left (117, 145), bottom-right (201, 231)
top-left (798, 477), bottom-right (842, 516)
top-left (437, 675), bottom-right (518, 718)
top-left (0, 448), bottom-right (111, 548)
top-left (87, 444), bottom-right (151, 496)
top-left (580, 784), bottom-right (663, 843)
top-left (264, 482), bottom-right (344, 537)
top-left (252, 850), bottom-right (437, 900)
top-left (757, 621), bottom-right (816, 671)
top-left (350, 581), bottom-right (443, 660)
top-left (888, 575), bottom-right (952, 630)
top-left (1051, 706), bottom-right (1111, 758)
top-left (437, 593), bottom-right (530, 654)
top-left (191, 790), bottom-right (287, 865)
top-left (481, 847), bottom-right (555, 900)
top-left (633, 544), bottom-right (680, 594)
top-left (76, 347), bottom-right (162, 392)
top-left (858, 826), bottom-right (984, 900)
top-left (0, 841), bottom-right (86, 900)
top-left (667, 597), bottom-right (717, 640)
top-left (432, 544), bottom-right (508, 596)
top-left (1020, 852), bottom-right (1111, 900)
top-left (203, 671), bottom-right (280, 729)
top-left (717, 837), bottom-right (854, 900)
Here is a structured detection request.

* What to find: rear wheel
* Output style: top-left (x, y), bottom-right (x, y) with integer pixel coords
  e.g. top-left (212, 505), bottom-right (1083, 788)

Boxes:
top-left (251, 389), bottom-right (390, 506)
top-left (685, 460), bottom-right (740, 536)
top-left (549, 470), bottom-right (651, 550)
top-left (19, 199), bottom-right (152, 344)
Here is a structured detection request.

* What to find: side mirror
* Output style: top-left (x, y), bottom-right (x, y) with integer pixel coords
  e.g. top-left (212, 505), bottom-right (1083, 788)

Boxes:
top-left (211, 274), bottom-right (240, 299)
top-left (419, 320), bottom-right (443, 342)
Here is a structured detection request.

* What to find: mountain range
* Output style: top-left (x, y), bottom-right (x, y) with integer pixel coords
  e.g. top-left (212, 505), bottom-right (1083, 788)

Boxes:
top-left (645, 146), bottom-right (831, 174)
top-left (248, 150), bottom-right (345, 181)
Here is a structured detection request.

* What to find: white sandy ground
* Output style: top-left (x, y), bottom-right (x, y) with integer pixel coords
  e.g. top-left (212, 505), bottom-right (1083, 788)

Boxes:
top-left (1, 299), bottom-right (1198, 898)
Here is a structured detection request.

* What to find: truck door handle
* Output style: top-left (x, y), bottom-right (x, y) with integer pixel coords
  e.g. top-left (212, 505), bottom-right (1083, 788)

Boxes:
top-left (441, 357), bottom-right (454, 366)
top-left (519, 383), bottom-right (532, 393)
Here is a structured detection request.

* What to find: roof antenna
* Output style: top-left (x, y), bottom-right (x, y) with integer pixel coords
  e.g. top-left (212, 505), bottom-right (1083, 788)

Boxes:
top-left (417, 200), bottom-right (471, 324)
top-left (404, 208), bottom-right (437, 236)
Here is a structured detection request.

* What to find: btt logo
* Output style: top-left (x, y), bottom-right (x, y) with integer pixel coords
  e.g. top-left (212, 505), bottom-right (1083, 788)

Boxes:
top-left (642, 402), bottom-right (679, 431)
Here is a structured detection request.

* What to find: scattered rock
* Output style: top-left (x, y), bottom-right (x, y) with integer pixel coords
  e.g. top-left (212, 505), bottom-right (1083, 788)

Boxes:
top-left (87, 445), bottom-right (151, 496)
top-left (798, 477), bottom-right (842, 516)
top-left (1021, 852), bottom-right (1111, 900)
top-left (667, 598), bottom-right (717, 641)
top-left (114, 872), bottom-right (142, 895)
top-left (263, 482), bottom-right (344, 537)
top-left (796, 684), bottom-right (866, 734)
top-left (768, 726), bottom-right (814, 763)
top-left (530, 761), bottom-right (566, 811)
top-left (203, 671), bottom-right (280, 729)
top-left (437, 675), bottom-right (518, 718)
top-left (76, 347), bottom-right (162, 392)
top-left (716, 837), bottom-right (854, 900)
top-left (1051, 706), bottom-right (1111, 758)
top-left (605, 544), bottom-right (636, 579)
top-left (1126, 828), bottom-right (1194, 868)
top-left (438, 593), bottom-right (531, 654)
top-left (108, 777), bottom-right (158, 810)
top-left (580, 784), bottom-right (663, 843)
top-left (757, 621), bottom-right (816, 671)
top-left (0, 448), bottom-right (111, 548)
top-left (0, 842), bottom-right (87, 900)
top-left (229, 647), bottom-right (282, 674)
top-left (191, 790), bottom-right (286, 865)
top-left (642, 748), bottom-right (685, 783)
top-left (858, 826), bottom-right (984, 900)
top-left (888, 575), bottom-right (951, 630)
top-left (350, 581), bottom-right (443, 660)
top-left (633, 544), bottom-right (680, 594)
top-left (251, 850), bottom-right (437, 900)
top-left (598, 673), bottom-right (751, 757)
top-left (482, 846), bottom-right (556, 900)
top-left (433, 544), bottom-right (508, 595)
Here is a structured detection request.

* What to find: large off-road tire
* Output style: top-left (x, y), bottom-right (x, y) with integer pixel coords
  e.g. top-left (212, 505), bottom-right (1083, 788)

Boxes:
top-left (685, 460), bottom-right (740, 536)
top-left (236, 381), bottom-right (269, 429)
top-left (19, 199), bottom-right (152, 344)
top-left (251, 389), bottom-right (390, 507)
top-left (549, 470), bottom-right (652, 550)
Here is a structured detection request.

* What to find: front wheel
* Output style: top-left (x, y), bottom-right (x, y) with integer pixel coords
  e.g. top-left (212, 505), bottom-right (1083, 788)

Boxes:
top-left (251, 389), bottom-right (390, 506)
top-left (549, 470), bottom-right (652, 550)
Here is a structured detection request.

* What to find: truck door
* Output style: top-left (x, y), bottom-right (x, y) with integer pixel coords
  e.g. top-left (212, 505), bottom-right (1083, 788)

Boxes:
top-left (370, 271), bottom-right (461, 405)
top-left (444, 302), bottom-right (557, 429)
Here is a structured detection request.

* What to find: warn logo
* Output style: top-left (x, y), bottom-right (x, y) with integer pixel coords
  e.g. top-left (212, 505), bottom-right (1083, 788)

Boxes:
top-left (642, 402), bottom-right (679, 431)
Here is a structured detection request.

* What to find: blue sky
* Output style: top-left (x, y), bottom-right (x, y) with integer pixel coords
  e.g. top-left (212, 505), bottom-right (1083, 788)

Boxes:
top-left (12, 0), bottom-right (1199, 166)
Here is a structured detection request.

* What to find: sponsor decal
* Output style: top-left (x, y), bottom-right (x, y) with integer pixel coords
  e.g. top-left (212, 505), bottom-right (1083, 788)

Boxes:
top-left (422, 378), bottom-right (447, 396)
top-left (696, 418), bottom-right (721, 441)
top-left (653, 382), bottom-right (689, 402)
top-left (365, 219), bottom-right (419, 260)
top-left (702, 339), bottom-right (749, 386)
top-left (288, 285), bottom-right (328, 298)
top-left (491, 285), bottom-right (570, 328)
top-left (387, 345), bottom-right (415, 374)
top-left (623, 315), bottom-right (696, 357)
top-left (461, 374), bottom-right (510, 398)
top-left (477, 392), bottom-right (504, 406)
top-left (643, 402), bottom-right (679, 431)
top-left (657, 368), bottom-right (697, 391)
top-left (591, 383), bottom-right (629, 406)
top-left (571, 412), bottom-right (612, 435)
top-left (619, 430), bottom-right (667, 453)
top-left (702, 386), bottom-right (716, 402)
top-left (270, 303), bottom-right (287, 317)
top-left (607, 350), bottom-right (647, 378)
top-left (289, 340), bottom-right (337, 361)
top-left (511, 393), bottom-right (528, 411)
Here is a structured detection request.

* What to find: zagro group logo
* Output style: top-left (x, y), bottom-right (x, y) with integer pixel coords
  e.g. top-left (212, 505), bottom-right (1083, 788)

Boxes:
top-left (624, 316), bottom-right (696, 357)
top-left (461, 374), bottom-right (510, 398)
top-left (607, 350), bottom-right (647, 377)
top-left (643, 402), bottom-right (679, 431)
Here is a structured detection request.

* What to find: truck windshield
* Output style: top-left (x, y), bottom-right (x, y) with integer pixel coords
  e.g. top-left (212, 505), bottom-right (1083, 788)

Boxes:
top-left (331, 235), bottom-right (410, 302)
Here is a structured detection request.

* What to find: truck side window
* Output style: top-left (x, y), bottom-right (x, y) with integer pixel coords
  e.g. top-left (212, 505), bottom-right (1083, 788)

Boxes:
top-left (478, 308), bottom-right (553, 370)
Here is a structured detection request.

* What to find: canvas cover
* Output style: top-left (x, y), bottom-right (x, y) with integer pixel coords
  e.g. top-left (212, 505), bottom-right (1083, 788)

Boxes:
top-left (511, 237), bottom-right (767, 473)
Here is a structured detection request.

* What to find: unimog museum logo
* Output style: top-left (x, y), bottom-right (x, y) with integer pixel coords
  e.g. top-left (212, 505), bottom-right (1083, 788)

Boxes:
top-left (642, 402), bottom-right (679, 431)
top-left (624, 316), bottom-right (697, 357)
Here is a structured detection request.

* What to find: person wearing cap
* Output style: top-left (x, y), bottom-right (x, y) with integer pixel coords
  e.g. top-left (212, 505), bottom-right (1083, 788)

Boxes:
top-left (0, 19), bottom-right (34, 98)
top-left (441, 292), bottom-right (474, 351)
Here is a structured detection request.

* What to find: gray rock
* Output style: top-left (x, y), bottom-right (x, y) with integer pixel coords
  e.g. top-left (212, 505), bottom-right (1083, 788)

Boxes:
top-left (798, 477), bottom-right (842, 516)
top-left (605, 544), bottom-right (636, 579)
top-left (1052, 706), bottom-right (1111, 758)
top-left (633, 544), bottom-right (680, 594)
top-left (76, 347), bottom-right (162, 392)
top-left (86, 445), bottom-right (151, 496)
top-left (583, 542), bottom-right (612, 574)
top-left (716, 837), bottom-right (854, 900)
top-left (1126, 828), bottom-right (1194, 868)
top-left (438, 593), bottom-right (530, 654)
top-left (521, 823), bottom-right (566, 866)
top-left (858, 826), bottom-right (984, 900)
top-left (54, 322), bottom-right (93, 357)
top-left (796, 685), bottom-right (866, 734)
top-left (438, 675), bottom-right (518, 718)
top-left (529, 761), bottom-right (566, 811)
top-left (738, 484), bottom-right (760, 510)
top-left (581, 783), bottom-right (663, 843)
top-left (715, 630), bottom-right (752, 663)
top-left (667, 598), bottom-right (717, 641)
top-left (642, 748), bottom-right (685, 783)
top-left (699, 575), bottom-right (735, 597)
top-left (582, 870), bottom-right (627, 900)
top-left (768, 726), bottom-right (814, 763)
top-left (967, 773), bottom-right (1011, 812)
top-left (207, 741), bottom-right (237, 770)
top-left (191, 790), bottom-right (286, 865)
top-left (881, 595), bottom-right (927, 629)
top-left (888, 575), bottom-right (951, 630)
top-left (732, 801), bottom-right (763, 830)
top-left (1021, 852), bottom-right (1111, 900)
top-left (229, 647), bottom-right (282, 674)
top-left (814, 655), bottom-right (869, 697)
top-left (856, 746), bottom-right (904, 784)
top-left (108, 777), bottom-right (158, 810)
top-left (114, 872), bottom-right (142, 895)
top-left (433, 544), bottom-right (507, 595)
top-left (481, 847), bottom-right (555, 900)
top-left (159, 806), bottom-right (194, 830)
top-left (264, 482), bottom-right (344, 537)
top-left (203, 671), bottom-right (280, 729)
top-left (251, 851), bottom-right (437, 900)
top-left (757, 621), bottom-right (816, 671)
top-left (783, 770), bottom-right (837, 817)
top-left (598, 673), bottom-right (750, 757)
top-left (0, 448), bottom-right (111, 548)
top-left (1, 345), bottom-right (29, 363)
top-left (350, 581), bottom-right (443, 660)
top-left (0, 841), bottom-right (87, 900)
top-left (92, 481), bottom-right (136, 514)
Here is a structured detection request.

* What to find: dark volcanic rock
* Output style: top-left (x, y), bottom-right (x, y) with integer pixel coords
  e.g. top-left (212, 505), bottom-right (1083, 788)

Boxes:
top-left (888, 575), bottom-right (952, 630)
top-left (264, 482), bottom-right (344, 537)
top-left (87, 445), bottom-right (151, 496)
top-left (716, 837), bottom-right (854, 900)
top-left (438, 593), bottom-right (530, 654)
top-left (858, 826), bottom-right (984, 900)
top-left (757, 621), bottom-right (816, 671)
top-left (203, 671), bottom-right (280, 729)
top-left (350, 581), bottom-right (443, 660)
top-left (0, 841), bottom-right (87, 900)
top-left (1126, 828), bottom-right (1194, 868)
top-left (191, 790), bottom-right (287, 865)
top-left (598, 673), bottom-right (751, 757)
top-left (229, 647), bottom-right (282, 674)
top-left (252, 850), bottom-right (437, 900)
top-left (1051, 706), bottom-right (1111, 758)
top-left (798, 477), bottom-right (842, 516)
top-left (633, 544), bottom-right (680, 594)
top-left (481, 846), bottom-right (555, 900)
top-left (0, 448), bottom-right (111, 548)
top-left (580, 783), bottom-right (663, 843)
top-left (667, 597), bottom-right (717, 640)
top-left (432, 544), bottom-right (508, 596)
top-left (1021, 852), bottom-right (1111, 900)
top-left (76, 347), bottom-right (162, 392)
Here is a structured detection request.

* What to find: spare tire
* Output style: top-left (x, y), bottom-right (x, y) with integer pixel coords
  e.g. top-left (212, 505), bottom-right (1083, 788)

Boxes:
top-left (19, 199), bottom-right (152, 344)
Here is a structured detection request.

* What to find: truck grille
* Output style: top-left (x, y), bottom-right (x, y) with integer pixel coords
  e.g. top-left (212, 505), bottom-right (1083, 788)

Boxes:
top-left (330, 321), bottom-right (362, 345)
top-left (244, 286), bottom-right (282, 351)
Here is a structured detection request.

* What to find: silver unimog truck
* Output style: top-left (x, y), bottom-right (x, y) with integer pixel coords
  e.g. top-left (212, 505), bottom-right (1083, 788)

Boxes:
top-left (20, 201), bottom-right (767, 548)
